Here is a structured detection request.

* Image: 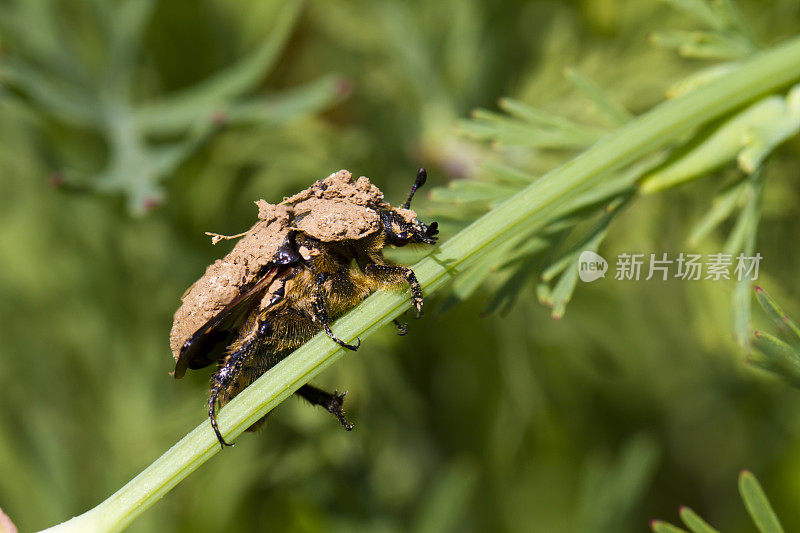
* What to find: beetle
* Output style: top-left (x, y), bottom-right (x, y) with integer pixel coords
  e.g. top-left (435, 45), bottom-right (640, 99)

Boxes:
top-left (170, 169), bottom-right (438, 448)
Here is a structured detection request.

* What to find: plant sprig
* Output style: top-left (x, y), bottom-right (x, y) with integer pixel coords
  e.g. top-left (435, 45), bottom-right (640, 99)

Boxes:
top-left (651, 470), bottom-right (784, 533)
top-left (430, 0), bottom-right (796, 325)
top-left (749, 287), bottom-right (800, 387)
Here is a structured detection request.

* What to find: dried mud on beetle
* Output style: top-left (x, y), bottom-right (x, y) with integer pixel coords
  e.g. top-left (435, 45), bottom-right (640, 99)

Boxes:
top-left (169, 169), bottom-right (421, 360)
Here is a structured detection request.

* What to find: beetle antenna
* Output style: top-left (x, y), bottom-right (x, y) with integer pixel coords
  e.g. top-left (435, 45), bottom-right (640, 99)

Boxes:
top-left (402, 168), bottom-right (427, 209)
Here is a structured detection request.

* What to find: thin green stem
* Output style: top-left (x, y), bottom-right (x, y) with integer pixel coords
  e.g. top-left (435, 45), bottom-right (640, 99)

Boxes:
top-left (42, 33), bottom-right (800, 533)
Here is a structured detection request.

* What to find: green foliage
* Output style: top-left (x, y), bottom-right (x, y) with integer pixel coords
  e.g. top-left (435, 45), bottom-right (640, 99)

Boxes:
top-left (575, 435), bottom-right (660, 532)
top-left (428, 0), bottom-right (791, 340)
top-left (652, 470), bottom-right (784, 533)
top-left (750, 287), bottom-right (800, 387)
top-left (45, 16), bottom-right (800, 531)
top-left (2, 1), bottom-right (800, 532)
top-left (650, 0), bottom-right (757, 60)
top-left (0, 0), bottom-right (345, 214)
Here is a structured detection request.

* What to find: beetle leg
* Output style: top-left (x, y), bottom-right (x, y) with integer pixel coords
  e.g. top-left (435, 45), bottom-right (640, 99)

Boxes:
top-left (393, 319), bottom-right (409, 335)
top-left (296, 384), bottom-right (354, 430)
top-left (364, 263), bottom-right (425, 317)
top-left (311, 273), bottom-right (360, 350)
top-left (208, 320), bottom-right (270, 449)
top-left (208, 388), bottom-right (235, 449)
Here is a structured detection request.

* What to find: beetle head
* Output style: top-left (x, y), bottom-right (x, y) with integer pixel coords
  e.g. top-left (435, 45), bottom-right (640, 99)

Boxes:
top-left (380, 168), bottom-right (439, 247)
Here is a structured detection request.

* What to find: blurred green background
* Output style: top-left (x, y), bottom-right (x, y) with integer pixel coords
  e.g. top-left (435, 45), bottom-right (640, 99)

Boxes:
top-left (2, 0), bottom-right (800, 531)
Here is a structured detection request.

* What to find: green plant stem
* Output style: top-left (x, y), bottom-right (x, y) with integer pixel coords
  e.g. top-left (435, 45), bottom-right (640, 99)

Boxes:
top-left (42, 34), bottom-right (800, 533)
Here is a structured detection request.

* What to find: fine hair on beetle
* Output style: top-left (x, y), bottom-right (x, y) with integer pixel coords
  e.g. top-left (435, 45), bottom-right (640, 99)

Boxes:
top-left (169, 168), bottom-right (438, 448)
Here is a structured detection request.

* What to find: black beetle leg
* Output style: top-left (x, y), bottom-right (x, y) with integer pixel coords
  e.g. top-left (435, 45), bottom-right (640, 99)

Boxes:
top-left (207, 320), bottom-right (269, 449)
top-left (208, 390), bottom-right (235, 449)
top-left (364, 263), bottom-right (425, 317)
top-left (296, 384), bottom-right (354, 430)
top-left (311, 273), bottom-right (360, 350)
top-left (393, 319), bottom-right (409, 336)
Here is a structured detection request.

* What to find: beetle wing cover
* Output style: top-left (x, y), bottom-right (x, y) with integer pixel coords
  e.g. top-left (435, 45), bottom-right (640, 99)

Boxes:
top-left (170, 203), bottom-right (291, 362)
top-left (173, 270), bottom-right (278, 378)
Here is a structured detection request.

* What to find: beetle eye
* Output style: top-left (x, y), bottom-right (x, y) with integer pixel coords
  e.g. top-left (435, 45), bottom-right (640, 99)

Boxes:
top-left (394, 233), bottom-right (408, 246)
